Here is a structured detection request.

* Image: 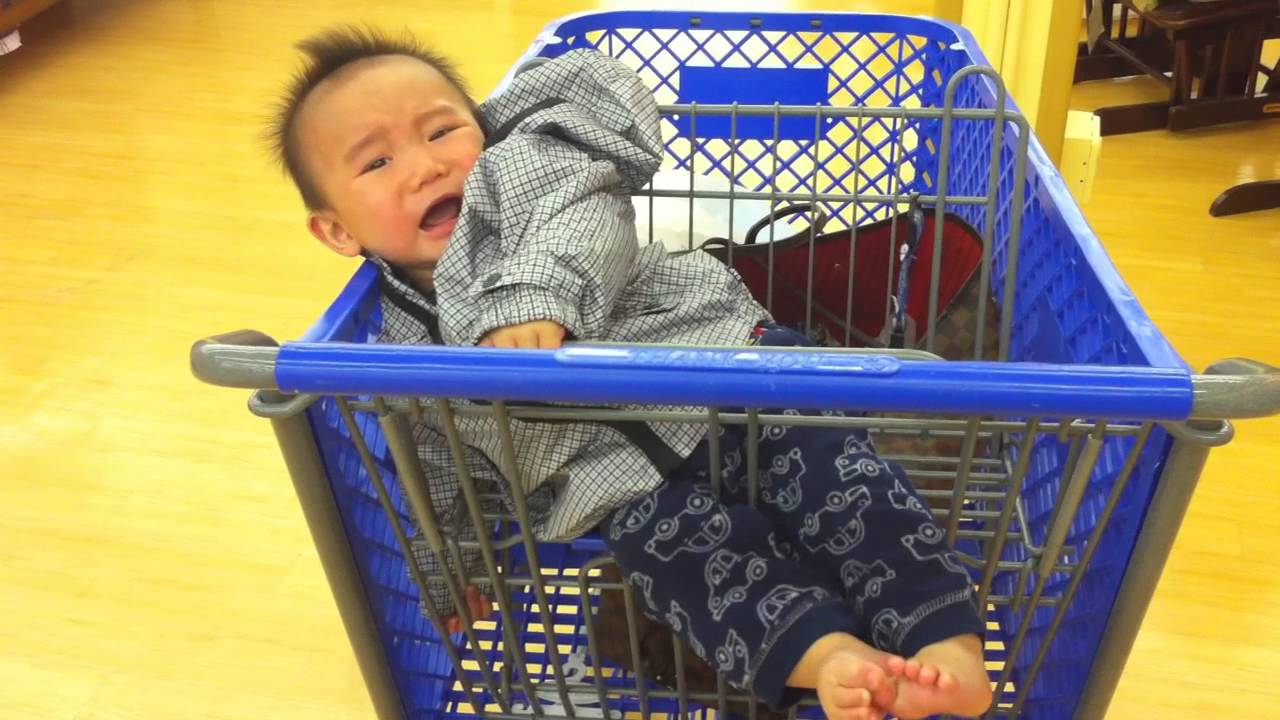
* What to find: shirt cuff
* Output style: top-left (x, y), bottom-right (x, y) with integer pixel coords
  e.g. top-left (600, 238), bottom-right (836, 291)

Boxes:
top-left (472, 283), bottom-right (583, 344)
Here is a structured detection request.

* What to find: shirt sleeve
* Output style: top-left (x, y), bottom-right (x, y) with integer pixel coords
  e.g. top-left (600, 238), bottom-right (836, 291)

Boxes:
top-left (441, 134), bottom-right (647, 345)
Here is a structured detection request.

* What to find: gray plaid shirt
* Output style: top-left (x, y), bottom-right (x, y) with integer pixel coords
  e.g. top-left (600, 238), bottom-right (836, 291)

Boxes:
top-left (374, 49), bottom-right (769, 612)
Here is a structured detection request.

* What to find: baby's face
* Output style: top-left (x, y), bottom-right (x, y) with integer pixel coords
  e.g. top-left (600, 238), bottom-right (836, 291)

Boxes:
top-left (299, 55), bottom-right (484, 284)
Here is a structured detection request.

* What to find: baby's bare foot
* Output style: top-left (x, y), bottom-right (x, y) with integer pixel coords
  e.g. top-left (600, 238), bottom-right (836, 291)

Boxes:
top-left (889, 634), bottom-right (992, 719)
top-left (787, 633), bottom-right (901, 720)
top-left (817, 649), bottom-right (895, 720)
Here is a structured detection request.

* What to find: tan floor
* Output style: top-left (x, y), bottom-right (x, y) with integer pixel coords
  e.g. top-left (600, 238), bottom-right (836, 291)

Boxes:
top-left (1, 1), bottom-right (1278, 718)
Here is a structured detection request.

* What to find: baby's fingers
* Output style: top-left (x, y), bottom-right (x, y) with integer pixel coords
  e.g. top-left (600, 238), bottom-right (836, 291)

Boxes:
top-left (537, 324), bottom-right (565, 349)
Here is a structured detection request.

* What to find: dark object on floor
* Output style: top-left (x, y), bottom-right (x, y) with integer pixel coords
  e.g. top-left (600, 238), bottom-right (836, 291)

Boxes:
top-left (1210, 179), bottom-right (1280, 216)
top-left (1, 0), bottom-right (64, 39)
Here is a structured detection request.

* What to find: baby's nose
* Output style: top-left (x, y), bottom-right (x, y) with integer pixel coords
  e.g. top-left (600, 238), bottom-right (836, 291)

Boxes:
top-left (416, 162), bottom-right (442, 184)
top-left (411, 150), bottom-right (446, 185)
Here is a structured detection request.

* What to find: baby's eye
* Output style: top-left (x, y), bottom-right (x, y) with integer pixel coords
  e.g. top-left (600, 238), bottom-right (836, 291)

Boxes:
top-left (362, 157), bottom-right (390, 174)
top-left (429, 126), bottom-right (458, 142)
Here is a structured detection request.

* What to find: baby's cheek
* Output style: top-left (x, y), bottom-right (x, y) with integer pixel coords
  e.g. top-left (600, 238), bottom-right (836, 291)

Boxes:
top-left (457, 130), bottom-right (484, 172)
top-left (458, 155), bottom-right (480, 180)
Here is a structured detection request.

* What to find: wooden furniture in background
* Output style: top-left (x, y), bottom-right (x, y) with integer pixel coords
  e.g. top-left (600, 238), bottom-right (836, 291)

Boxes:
top-left (1076, 0), bottom-right (1280, 135)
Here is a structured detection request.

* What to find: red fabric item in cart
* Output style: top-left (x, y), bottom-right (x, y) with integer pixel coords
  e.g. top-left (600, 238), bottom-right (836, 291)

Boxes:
top-left (704, 209), bottom-right (987, 347)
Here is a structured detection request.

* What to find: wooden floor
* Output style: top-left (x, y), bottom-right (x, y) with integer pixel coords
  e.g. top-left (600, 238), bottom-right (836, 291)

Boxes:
top-left (1, 1), bottom-right (1277, 718)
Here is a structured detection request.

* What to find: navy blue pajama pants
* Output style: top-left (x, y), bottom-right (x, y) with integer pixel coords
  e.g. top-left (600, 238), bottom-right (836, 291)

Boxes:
top-left (601, 325), bottom-right (984, 710)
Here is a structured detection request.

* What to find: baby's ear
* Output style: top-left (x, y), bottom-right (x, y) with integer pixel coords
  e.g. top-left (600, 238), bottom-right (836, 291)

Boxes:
top-left (308, 211), bottom-right (362, 258)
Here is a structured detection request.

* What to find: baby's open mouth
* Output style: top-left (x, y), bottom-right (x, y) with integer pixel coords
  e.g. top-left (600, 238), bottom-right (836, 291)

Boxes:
top-left (420, 195), bottom-right (462, 230)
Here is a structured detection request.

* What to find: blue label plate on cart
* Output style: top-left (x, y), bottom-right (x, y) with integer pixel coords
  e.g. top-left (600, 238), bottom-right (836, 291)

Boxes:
top-left (671, 65), bottom-right (827, 140)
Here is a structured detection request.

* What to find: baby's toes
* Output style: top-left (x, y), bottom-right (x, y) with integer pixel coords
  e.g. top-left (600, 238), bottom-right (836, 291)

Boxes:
top-left (884, 655), bottom-right (907, 677)
top-left (829, 705), bottom-right (882, 720)
top-left (848, 659), bottom-right (888, 691)
top-left (918, 664), bottom-right (941, 687)
top-left (902, 659), bottom-right (923, 681)
top-left (936, 670), bottom-right (958, 691)
top-left (868, 670), bottom-right (897, 709)
top-left (858, 663), bottom-right (895, 706)
top-left (828, 686), bottom-right (872, 709)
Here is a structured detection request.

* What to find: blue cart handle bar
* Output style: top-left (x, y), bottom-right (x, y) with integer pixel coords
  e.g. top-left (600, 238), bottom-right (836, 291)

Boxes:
top-left (270, 341), bottom-right (1198, 421)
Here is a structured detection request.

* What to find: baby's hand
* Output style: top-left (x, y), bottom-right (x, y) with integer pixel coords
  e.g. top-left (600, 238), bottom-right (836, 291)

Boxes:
top-left (479, 320), bottom-right (566, 349)
top-left (440, 585), bottom-right (494, 634)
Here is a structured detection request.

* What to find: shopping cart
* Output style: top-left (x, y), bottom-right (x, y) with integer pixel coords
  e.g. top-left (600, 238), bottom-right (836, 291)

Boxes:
top-left (192, 10), bottom-right (1279, 720)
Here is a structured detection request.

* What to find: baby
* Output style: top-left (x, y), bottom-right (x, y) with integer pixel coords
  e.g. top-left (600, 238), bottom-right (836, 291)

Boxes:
top-left (269, 26), bottom-right (993, 720)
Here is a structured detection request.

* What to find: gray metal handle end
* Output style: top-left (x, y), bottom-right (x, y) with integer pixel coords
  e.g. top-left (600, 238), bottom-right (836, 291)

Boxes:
top-left (1205, 357), bottom-right (1278, 378)
top-left (1191, 357), bottom-right (1280, 420)
top-left (191, 329), bottom-right (282, 389)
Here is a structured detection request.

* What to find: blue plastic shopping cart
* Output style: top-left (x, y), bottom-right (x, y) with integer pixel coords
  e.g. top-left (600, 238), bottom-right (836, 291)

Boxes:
top-left (192, 10), bottom-right (1280, 720)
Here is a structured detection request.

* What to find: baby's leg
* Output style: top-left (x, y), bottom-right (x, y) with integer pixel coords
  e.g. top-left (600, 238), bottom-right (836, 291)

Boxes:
top-left (601, 473), bottom-right (899, 715)
top-left (729, 324), bottom-right (991, 715)
top-left (733, 420), bottom-right (990, 715)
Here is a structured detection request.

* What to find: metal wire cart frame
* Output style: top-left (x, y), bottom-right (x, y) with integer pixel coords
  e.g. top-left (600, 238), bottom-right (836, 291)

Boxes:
top-left (192, 11), bottom-right (1280, 720)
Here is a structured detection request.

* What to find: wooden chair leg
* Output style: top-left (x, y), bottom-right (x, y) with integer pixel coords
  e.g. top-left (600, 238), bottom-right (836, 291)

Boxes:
top-left (1174, 37), bottom-right (1192, 105)
top-left (1202, 27), bottom-right (1263, 99)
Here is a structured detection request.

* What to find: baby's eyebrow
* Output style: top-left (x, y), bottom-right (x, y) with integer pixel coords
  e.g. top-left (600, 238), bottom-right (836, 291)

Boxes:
top-left (413, 105), bottom-right (459, 127)
top-left (342, 107), bottom-right (460, 166)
